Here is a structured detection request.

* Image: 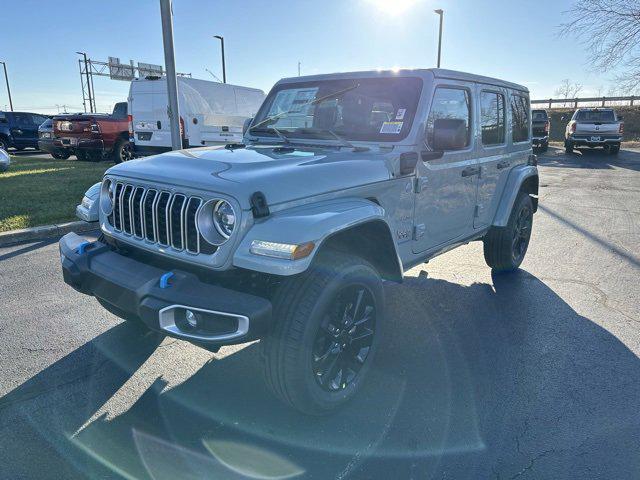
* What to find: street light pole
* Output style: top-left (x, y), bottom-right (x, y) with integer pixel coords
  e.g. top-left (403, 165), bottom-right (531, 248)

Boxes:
top-left (434, 9), bottom-right (443, 68)
top-left (214, 35), bottom-right (226, 83)
top-left (160, 0), bottom-right (182, 151)
top-left (0, 62), bottom-right (13, 111)
top-left (298, 61), bottom-right (301, 76)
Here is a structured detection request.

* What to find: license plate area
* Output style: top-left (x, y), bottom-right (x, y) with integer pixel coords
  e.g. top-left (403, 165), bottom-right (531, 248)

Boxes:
top-left (61, 137), bottom-right (77, 146)
top-left (590, 136), bottom-right (601, 142)
top-left (137, 132), bottom-right (152, 141)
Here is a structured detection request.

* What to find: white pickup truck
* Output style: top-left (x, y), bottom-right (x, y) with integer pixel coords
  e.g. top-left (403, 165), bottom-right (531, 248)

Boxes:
top-left (564, 108), bottom-right (623, 155)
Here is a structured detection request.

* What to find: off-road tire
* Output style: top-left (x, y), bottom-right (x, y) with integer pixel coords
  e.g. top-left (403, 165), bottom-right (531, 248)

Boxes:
top-left (483, 192), bottom-right (534, 273)
top-left (112, 138), bottom-right (132, 164)
top-left (52, 152), bottom-right (71, 160)
top-left (261, 250), bottom-right (384, 415)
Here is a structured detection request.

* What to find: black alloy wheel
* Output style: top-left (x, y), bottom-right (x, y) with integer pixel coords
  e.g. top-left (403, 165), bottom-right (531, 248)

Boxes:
top-left (312, 285), bottom-right (376, 392)
top-left (511, 202), bottom-right (533, 264)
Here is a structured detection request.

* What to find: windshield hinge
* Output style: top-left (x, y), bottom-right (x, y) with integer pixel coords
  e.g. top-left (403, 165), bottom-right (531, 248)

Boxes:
top-left (250, 191), bottom-right (270, 218)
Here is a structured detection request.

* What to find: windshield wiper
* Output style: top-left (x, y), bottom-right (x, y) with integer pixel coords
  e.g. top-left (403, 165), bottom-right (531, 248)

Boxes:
top-left (249, 83), bottom-right (361, 133)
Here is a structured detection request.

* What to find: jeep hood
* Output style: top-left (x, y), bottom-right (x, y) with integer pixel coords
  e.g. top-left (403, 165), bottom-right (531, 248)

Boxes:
top-left (107, 145), bottom-right (392, 209)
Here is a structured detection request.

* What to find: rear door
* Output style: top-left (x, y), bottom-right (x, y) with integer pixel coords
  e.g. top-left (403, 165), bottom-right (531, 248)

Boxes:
top-left (413, 82), bottom-right (479, 253)
top-left (131, 80), bottom-right (171, 149)
top-left (12, 113), bottom-right (45, 147)
top-left (474, 87), bottom-right (508, 228)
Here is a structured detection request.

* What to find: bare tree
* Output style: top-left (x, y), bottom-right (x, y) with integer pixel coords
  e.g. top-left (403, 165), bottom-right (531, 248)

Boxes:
top-left (560, 1), bottom-right (640, 90)
top-left (555, 79), bottom-right (584, 106)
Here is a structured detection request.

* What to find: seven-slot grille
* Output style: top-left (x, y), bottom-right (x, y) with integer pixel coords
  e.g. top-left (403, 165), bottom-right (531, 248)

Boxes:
top-left (108, 182), bottom-right (216, 255)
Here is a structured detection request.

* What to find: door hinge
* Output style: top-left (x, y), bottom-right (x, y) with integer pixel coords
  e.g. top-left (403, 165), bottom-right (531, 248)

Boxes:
top-left (413, 224), bottom-right (426, 239)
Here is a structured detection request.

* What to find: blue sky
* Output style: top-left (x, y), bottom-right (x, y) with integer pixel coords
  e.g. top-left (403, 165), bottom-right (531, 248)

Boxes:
top-left (0, 0), bottom-right (626, 114)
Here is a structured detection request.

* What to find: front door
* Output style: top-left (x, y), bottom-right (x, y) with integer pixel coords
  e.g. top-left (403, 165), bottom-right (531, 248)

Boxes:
top-left (413, 84), bottom-right (479, 254)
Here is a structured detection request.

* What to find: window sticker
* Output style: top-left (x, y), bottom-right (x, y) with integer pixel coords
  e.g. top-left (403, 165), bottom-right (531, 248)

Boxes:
top-left (380, 121), bottom-right (403, 134)
top-left (395, 108), bottom-right (406, 120)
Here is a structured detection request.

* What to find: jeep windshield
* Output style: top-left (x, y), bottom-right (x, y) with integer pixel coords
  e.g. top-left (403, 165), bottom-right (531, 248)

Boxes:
top-left (250, 76), bottom-right (423, 143)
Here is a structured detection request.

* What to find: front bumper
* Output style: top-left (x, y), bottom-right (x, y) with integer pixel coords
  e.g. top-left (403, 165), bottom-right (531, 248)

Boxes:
top-left (567, 135), bottom-right (622, 147)
top-left (60, 232), bottom-right (272, 347)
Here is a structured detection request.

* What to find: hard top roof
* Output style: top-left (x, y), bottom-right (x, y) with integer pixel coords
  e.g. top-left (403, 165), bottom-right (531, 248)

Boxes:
top-left (277, 68), bottom-right (528, 93)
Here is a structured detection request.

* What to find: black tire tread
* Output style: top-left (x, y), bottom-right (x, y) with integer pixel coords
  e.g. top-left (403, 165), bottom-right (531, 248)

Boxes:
top-left (261, 250), bottom-right (375, 414)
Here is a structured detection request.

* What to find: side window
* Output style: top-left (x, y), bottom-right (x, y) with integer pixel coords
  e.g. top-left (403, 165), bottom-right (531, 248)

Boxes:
top-left (426, 87), bottom-right (471, 151)
top-left (511, 94), bottom-right (530, 143)
top-left (480, 91), bottom-right (505, 146)
top-left (32, 114), bottom-right (47, 126)
top-left (112, 102), bottom-right (127, 119)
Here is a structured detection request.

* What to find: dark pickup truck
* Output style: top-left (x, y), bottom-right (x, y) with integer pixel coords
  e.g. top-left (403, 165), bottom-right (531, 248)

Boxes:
top-left (53, 102), bottom-right (132, 163)
top-left (531, 109), bottom-right (550, 151)
top-left (0, 111), bottom-right (49, 151)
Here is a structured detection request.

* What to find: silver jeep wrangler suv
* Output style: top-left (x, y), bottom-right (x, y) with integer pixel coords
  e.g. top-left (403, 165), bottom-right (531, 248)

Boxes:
top-left (60, 68), bottom-right (539, 415)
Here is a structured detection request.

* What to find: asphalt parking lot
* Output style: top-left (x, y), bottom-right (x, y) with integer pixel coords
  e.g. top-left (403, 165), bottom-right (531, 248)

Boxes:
top-left (1, 146), bottom-right (639, 479)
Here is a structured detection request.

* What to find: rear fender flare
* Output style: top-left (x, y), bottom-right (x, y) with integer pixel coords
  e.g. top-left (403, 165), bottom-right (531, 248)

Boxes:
top-left (492, 165), bottom-right (539, 227)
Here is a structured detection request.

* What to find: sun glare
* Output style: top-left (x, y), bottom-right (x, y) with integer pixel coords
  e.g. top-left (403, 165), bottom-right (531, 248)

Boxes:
top-left (366, 0), bottom-right (421, 16)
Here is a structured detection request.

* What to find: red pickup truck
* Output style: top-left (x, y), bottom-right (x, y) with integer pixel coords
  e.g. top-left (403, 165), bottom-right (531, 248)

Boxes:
top-left (53, 102), bottom-right (132, 163)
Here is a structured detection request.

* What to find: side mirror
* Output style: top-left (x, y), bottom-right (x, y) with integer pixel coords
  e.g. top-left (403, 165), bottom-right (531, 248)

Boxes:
top-left (432, 118), bottom-right (468, 151)
top-left (243, 117), bottom-right (253, 136)
top-left (618, 115), bottom-right (624, 120)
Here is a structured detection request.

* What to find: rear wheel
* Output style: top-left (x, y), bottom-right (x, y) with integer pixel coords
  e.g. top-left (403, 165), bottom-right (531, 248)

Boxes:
top-left (112, 139), bottom-right (133, 163)
top-left (483, 192), bottom-right (534, 273)
top-left (564, 140), bottom-right (573, 154)
top-left (261, 250), bottom-right (384, 415)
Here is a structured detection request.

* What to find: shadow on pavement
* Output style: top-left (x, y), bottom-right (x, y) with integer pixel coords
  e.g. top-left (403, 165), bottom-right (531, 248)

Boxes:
top-left (1, 272), bottom-right (639, 479)
top-left (538, 146), bottom-right (640, 172)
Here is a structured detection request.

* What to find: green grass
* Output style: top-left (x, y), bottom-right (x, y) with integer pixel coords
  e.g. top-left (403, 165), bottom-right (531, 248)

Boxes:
top-left (0, 154), bottom-right (110, 232)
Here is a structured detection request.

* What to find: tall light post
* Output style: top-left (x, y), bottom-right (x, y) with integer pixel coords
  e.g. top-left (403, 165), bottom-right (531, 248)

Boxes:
top-left (213, 35), bottom-right (226, 83)
top-left (434, 9), bottom-right (443, 68)
top-left (0, 62), bottom-right (13, 111)
top-left (160, 0), bottom-right (182, 151)
top-left (76, 51), bottom-right (94, 113)
top-left (298, 61), bottom-right (301, 76)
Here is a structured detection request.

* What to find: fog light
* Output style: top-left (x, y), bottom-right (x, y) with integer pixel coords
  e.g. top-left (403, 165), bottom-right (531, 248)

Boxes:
top-left (185, 309), bottom-right (198, 328)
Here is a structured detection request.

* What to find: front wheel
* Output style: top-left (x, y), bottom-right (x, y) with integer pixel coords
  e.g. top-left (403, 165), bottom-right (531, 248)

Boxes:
top-left (261, 251), bottom-right (384, 415)
top-left (564, 140), bottom-right (573, 154)
top-left (609, 145), bottom-right (620, 155)
top-left (483, 192), bottom-right (534, 272)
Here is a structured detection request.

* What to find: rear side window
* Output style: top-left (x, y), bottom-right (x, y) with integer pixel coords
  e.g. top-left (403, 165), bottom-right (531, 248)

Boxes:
top-left (112, 102), bottom-right (128, 119)
top-left (511, 94), bottom-right (530, 143)
top-left (532, 110), bottom-right (548, 121)
top-left (480, 91), bottom-right (505, 146)
top-left (426, 87), bottom-right (471, 149)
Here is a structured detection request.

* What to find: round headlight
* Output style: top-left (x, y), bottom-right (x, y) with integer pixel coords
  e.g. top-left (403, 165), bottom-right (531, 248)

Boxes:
top-left (213, 200), bottom-right (236, 238)
top-left (100, 179), bottom-right (114, 215)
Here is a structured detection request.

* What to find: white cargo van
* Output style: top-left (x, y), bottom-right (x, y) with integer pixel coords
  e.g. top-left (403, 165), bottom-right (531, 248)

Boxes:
top-left (128, 77), bottom-right (265, 155)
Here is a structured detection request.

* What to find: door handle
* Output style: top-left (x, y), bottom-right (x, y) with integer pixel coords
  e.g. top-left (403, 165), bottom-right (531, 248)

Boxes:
top-left (157, 121), bottom-right (162, 129)
top-left (461, 166), bottom-right (480, 177)
top-left (497, 160), bottom-right (511, 170)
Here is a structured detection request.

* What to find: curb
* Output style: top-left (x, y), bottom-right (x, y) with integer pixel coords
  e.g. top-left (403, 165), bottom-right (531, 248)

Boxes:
top-left (0, 221), bottom-right (99, 247)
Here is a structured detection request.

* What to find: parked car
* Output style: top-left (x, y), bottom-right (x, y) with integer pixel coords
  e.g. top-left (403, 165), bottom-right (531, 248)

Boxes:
top-left (0, 148), bottom-right (9, 172)
top-left (531, 109), bottom-right (550, 151)
top-left (129, 76), bottom-right (265, 156)
top-left (52, 102), bottom-right (132, 163)
top-left (75, 182), bottom-right (101, 222)
top-left (564, 108), bottom-right (623, 154)
top-left (0, 111), bottom-right (49, 151)
top-left (60, 68), bottom-right (539, 415)
top-left (38, 118), bottom-right (71, 159)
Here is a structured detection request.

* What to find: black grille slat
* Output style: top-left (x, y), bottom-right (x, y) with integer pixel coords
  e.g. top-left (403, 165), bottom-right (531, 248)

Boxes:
top-left (185, 198), bottom-right (201, 253)
top-left (132, 187), bottom-right (145, 237)
top-left (113, 183), bottom-right (124, 231)
top-left (156, 192), bottom-right (171, 246)
top-left (105, 182), bottom-right (218, 256)
top-left (143, 190), bottom-right (157, 242)
top-left (169, 194), bottom-right (186, 250)
top-left (121, 185), bottom-right (134, 234)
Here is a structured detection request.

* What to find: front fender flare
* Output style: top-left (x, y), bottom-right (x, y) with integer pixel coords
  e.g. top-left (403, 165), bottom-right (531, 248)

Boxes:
top-left (492, 165), bottom-right (539, 227)
top-left (233, 198), bottom-right (400, 277)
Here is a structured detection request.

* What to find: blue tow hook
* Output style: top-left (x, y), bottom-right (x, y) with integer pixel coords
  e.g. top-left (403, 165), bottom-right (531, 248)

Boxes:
top-left (76, 241), bottom-right (92, 255)
top-left (160, 272), bottom-right (174, 289)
